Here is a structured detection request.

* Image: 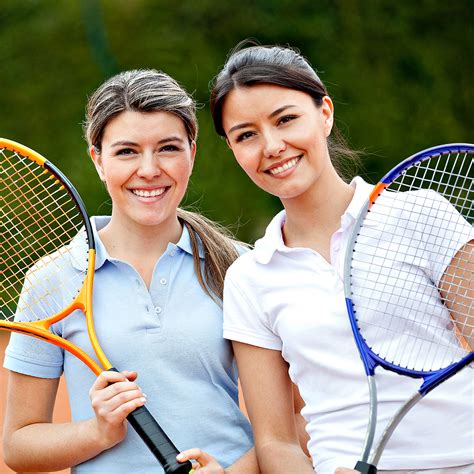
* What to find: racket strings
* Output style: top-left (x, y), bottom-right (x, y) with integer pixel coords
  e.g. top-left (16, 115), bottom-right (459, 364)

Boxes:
top-left (1, 147), bottom-right (89, 323)
top-left (350, 150), bottom-right (473, 371)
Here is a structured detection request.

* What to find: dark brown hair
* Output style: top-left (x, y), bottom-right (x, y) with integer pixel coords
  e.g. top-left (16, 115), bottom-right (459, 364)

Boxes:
top-left (210, 42), bottom-right (359, 179)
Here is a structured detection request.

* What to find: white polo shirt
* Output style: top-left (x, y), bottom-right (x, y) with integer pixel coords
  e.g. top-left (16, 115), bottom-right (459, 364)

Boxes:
top-left (223, 178), bottom-right (473, 474)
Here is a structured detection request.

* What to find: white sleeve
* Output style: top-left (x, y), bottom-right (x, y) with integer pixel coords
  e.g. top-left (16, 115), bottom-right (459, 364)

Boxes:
top-left (223, 268), bottom-right (282, 351)
top-left (421, 192), bottom-right (474, 284)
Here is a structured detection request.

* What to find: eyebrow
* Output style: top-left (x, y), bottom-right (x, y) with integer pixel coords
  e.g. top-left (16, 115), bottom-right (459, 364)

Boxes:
top-left (227, 105), bottom-right (296, 135)
top-left (110, 136), bottom-right (185, 147)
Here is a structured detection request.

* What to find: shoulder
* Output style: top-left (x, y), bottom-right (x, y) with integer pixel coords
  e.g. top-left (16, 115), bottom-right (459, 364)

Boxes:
top-left (226, 248), bottom-right (259, 281)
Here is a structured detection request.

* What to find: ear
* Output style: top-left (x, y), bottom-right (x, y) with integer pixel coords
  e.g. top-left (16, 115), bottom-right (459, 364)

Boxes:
top-left (89, 146), bottom-right (106, 182)
top-left (190, 140), bottom-right (197, 170)
top-left (189, 140), bottom-right (197, 174)
top-left (321, 96), bottom-right (334, 137)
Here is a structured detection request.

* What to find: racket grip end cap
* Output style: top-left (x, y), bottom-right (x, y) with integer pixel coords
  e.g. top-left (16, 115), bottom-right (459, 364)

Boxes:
top-left (354, 461), bottom-right (377, 474)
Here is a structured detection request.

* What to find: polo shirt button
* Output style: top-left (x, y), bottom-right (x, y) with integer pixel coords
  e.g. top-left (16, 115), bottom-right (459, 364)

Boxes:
top-left (160, 278), bottom-right (167, 285)
top-left (155, 306), bottom-right (162, 314)
top-left (170, 250), bottom-right (176, 257)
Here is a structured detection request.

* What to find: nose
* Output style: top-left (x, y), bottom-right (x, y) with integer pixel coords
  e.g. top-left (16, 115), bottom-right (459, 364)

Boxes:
top-left (262, 130), bottom-right (286, 158)
top-left (136, 151), bottom-right (161, 179)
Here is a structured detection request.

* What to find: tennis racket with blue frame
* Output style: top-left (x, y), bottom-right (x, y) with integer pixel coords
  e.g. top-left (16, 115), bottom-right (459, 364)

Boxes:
top-left (344, 144), bottom-right (473, 473)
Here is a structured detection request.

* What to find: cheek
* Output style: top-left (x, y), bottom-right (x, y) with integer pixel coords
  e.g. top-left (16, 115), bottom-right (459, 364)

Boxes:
top-left (103, 166), bottom-right (129, 186)
top-left (233, 147), bottom-right (260, 175)
top-left (173, 161), bottom-right (194, 186)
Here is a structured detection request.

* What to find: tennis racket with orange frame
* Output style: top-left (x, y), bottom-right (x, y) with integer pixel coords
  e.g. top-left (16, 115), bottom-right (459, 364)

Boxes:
top-left (1, 138), bottom-right (193, 474)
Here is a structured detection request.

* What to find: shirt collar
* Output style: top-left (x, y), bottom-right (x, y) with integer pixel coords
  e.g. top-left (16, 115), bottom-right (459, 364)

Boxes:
top-left (68, 216), bottom-right (111, 272)
top-left (254, 210), bottom-right (287, 265)
top-left (343, 176), bottom-right (375, 225)
top-left (175, 223), bottom-right (206, 259)
top-left (254, 177), bottom-right (374, 265)
top-left (70, 216), bottom-right (204, 272)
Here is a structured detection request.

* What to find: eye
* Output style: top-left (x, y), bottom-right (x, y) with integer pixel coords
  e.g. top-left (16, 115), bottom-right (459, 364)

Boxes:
top-left (277, 114), bottom-right (298, 125)
top-left (236, 131), bottom-right (256, 143)
top-left (159, 144), bottom-right (181, 152)
top-left (116, 147), bottom-right (137, 156)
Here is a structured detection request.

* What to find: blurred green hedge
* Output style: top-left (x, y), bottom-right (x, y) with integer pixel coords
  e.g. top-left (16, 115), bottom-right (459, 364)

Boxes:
top-left (1, 0), bottom-right (472, 242)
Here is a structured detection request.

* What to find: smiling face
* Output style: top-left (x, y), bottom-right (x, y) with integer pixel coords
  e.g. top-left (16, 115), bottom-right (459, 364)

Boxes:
top-left (91, 110), bottom-right (195, 232)
top-left (222, 84), bottom-right (335, 204)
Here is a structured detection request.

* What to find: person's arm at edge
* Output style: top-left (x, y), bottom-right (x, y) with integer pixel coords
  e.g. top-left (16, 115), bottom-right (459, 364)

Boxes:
top-left (233, 341), bottom-right (313, 473)
top-left (3, 370), bottom-right (144, 471)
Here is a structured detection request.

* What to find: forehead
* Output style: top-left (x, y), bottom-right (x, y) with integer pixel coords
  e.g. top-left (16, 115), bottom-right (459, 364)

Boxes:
top-left (103, 110), bottom-right (188, 140)
top-left (222, 84), bottom-right (315, 121)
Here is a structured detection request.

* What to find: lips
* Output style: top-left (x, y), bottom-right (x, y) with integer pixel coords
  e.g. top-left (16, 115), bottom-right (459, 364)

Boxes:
top-left (266, 156), bottom-right (302, 176)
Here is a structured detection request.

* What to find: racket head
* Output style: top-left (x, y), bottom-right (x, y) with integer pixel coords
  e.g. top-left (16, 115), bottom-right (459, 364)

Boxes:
top-left (344, 144), bottom-right (474, 386)
top-left (1, 138), bottom-right (193, 473)
top-left (1, 138), bottom-right (103, 373)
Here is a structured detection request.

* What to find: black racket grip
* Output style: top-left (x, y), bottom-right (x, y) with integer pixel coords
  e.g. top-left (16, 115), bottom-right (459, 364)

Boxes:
top-left (127, 405), bottom-right (192, 474)
top-left (107, 368), bottom-right (191, 473)
top-left (354, 461), bottom-right (377, 474)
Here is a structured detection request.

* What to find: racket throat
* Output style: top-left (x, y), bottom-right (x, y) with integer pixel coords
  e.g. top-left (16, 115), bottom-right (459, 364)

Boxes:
top-left (360, 375), bottom-right (377, 463)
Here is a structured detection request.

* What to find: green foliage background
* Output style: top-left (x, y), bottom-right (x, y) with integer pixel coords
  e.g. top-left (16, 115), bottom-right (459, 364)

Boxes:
top-left (1, 0), bottom-right (473, 242)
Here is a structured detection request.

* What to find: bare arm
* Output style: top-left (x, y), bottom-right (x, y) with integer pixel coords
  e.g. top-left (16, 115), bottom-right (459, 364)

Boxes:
top-left (233, 341), bottom-right (313, 473)
top-left (439, 239), bottom-right (473, 350)
top-left (3, 370), bottom-right (145, 471)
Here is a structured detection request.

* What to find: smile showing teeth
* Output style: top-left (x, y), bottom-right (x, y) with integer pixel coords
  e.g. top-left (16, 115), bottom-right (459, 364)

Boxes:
top-left (131, 188), bottom-right (166, 198)
top-left (268, 156), bottom-right (301, 176)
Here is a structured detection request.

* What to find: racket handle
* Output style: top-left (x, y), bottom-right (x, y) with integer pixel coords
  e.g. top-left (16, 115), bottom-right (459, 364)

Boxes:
top-left (127, 405), bottom-right (192, 474)
top-left (107, 369), bottom-right (192, 473)
top-left (354, 461), bottom-right (377, 473)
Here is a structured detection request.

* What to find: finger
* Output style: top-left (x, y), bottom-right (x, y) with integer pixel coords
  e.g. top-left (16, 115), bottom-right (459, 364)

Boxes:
top-left (109, 395), bottom-right (147, 419)
top-left (122, 370), bottom-right (138, 381)
top-left (177, 448), bottom-right (202, 463)
top-left (91, 372), bottom-right (143, 399)
top-left (177, 448), bottom-right (218, 466)
top-left (94, 391), bottom-right (147, 422)
top-left (90, 370), bottom-right (129, 391)
top-left (104, 379), bottom-right (143, 398)
top-left (93, 384), bottom-right (146, 411)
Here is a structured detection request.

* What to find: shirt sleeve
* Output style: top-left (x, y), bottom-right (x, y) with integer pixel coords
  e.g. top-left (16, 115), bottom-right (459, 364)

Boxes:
top-left (3, 259), bottom-right (65, 379)
top-left (4, 332), bottom-right (64, 378)
top-left (421, 191), bottom-right (474, 285)
top-left (223, 264), bottom-right (282, 351)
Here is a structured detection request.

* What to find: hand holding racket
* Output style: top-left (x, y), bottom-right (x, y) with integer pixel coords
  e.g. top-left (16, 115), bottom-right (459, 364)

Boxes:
top-left (344, 144), bottom-right (473, 473)
top-left (1, 138), bottom-right (193, 474)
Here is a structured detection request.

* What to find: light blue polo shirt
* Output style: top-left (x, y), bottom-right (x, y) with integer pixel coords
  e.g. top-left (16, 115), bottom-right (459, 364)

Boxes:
top-left (4, 216), bottom-right (253, 473)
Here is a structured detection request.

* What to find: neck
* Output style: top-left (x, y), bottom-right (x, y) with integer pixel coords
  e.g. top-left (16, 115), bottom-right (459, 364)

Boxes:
top-left (281, 171), bottom-right (354, 254)
top-left (98, 213), bottom-right (182, 264)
